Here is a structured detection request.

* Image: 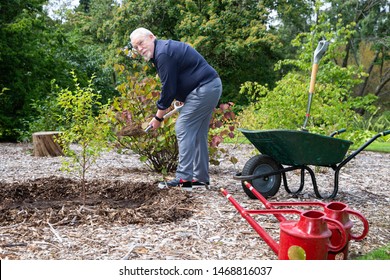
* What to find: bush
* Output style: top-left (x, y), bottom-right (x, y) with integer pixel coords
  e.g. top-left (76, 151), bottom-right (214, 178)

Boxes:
top-left (106, 59), bottom-right (237, 174)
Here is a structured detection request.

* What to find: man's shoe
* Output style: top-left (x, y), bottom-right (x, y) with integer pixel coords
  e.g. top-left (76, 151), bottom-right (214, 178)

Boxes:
top-left (192, 180), bottom-right (210, 189)
top-left (158, 178), bottom-right (192, 191)
top-left (192, 180), bottom-right (209, 185)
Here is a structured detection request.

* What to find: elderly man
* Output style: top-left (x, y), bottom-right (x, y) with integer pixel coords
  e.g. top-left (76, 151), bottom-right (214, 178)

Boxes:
top-left (130, 27), bottom-right (222, 191)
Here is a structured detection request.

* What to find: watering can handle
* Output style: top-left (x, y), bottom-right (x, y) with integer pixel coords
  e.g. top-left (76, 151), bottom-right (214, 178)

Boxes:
top-left (324, 217), bottom-right (348, 252)
top-left (346, 209), bottom-right (369, 241)
top-left (313, 40), bottom-right (329, 64)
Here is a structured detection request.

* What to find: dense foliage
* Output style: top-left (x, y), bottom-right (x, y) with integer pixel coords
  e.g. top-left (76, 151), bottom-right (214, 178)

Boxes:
top-left (0, 0), bottom-right (389, 144)
top-left (236, 2), bottom-right (389, 145)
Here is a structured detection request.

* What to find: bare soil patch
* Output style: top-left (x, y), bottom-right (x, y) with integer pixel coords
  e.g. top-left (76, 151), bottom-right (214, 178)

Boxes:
top-left (0, 177), bottom-right (193, 226)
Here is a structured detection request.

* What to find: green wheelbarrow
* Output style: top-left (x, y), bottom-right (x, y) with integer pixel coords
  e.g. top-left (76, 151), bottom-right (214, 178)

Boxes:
top-left (233, 40), bottom-right (389, 199)
top-left (234, 129), bottom-right (389, 199)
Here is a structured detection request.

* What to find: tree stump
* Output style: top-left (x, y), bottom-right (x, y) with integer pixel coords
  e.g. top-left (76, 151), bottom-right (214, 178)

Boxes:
top-left (32, 131), bottom-right (64, 157)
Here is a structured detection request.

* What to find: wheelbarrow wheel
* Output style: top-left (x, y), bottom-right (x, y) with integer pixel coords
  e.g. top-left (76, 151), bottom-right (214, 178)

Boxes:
top-left (241, 155), bottom-right (281, 199)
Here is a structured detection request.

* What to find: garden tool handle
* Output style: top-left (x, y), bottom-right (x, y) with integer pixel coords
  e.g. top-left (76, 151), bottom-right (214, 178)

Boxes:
top-left (144, 124), bottom-right (153, 133)
top-left (144, 101), bottom-right (184, 133)
top-left (346, 209), bottom-right (369, 241)
top-left (162, 101), bottom-right (183, 119)
top-left (383, 130), bottom-right (390, 136)
top-left (308, 63), bottom-right (319, 94)
top-left (309, 40), bottom-right (329, 92)
top-left (324, 217), bottom-right (347, 252)
top-left (313, 40), bottom-right (329, 64)
top-left (302, 40), bottom-right (329, 131)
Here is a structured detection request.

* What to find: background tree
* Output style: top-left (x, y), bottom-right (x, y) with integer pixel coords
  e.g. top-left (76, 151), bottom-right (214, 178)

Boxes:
top-left (24, 0), bottom-right (120, 139)
top-left (264, 0), bottom-right (314, 58)
top-left (236, 4), bottom-right (386, 145)
top-left (0, 0), bottom-right (388, 142)
top-left (322, 0), bottom-right (389, 111)
top-left (175, 0), bottom-right (282, 105)
top-left (64, 0), bottom-right (119, 103)
top-left (0, 0), bottom-right (73, 141)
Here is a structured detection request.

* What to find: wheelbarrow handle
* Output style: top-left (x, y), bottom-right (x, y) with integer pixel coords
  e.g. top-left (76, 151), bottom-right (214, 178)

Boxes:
top-left (329, 128), bottom-right (346, 137)
top-left (338, 130), bottom-right (390, 171)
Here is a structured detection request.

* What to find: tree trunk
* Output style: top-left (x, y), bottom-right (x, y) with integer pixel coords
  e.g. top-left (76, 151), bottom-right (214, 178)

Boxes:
top-left (32, 131), bottom-right (64, 157)
top-left (375, 74), bottom-right (390, 97)
top-left (357, 50), bottom-right (380, 97)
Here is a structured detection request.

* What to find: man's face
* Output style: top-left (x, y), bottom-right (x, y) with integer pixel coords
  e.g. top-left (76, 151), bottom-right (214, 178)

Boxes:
top-left (131, 34), bottom-right (155, 61)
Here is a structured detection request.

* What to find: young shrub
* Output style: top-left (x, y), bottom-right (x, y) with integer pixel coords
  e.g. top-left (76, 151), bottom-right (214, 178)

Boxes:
top-left (56, 71), bottom-right (111, 202)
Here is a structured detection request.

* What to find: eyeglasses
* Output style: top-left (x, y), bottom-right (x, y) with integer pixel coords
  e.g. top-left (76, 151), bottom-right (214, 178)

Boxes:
top-left (131, 39), bottom-right (146, 52)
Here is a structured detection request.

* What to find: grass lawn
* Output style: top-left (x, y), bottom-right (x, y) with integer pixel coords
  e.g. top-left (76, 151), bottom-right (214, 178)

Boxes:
top-left (356, 244), bottom-right (390, 260)
top-left (354, 141), bottom-right (390, 153)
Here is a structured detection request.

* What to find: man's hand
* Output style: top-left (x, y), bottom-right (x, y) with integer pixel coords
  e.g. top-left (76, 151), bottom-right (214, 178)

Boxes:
top-left (148, 109), bottom-right (166, 130)
top-left (149, 117), bottom-right (162, 130)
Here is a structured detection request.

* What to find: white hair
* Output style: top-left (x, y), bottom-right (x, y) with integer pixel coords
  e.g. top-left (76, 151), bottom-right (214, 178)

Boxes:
top-left (130, 27), bottom-right (154, 41)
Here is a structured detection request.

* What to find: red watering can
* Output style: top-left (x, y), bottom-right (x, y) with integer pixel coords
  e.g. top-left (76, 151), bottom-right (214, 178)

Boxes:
top-left (221, 188), bottom-right (347, 260)
top-left (242, 181), bottom-right (369, 259)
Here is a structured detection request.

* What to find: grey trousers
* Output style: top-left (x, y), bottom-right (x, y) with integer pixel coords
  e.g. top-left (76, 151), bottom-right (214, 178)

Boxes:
top-left (175, 78), bottom-right (222, 183)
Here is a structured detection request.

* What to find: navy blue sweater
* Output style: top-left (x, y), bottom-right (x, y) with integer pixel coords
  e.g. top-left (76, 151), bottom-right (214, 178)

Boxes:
top-left (152, 39), bottom-right (219, 110)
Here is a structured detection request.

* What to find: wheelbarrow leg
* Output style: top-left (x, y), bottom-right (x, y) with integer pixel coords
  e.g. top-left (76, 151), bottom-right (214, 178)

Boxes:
top-left (283, 167), bottom-right (305, 195)
top-left (281, 169), bottom-right (289, 192)
top-left (310, 166), bottom-right (339, 199)
top-left (281, 165), bottom-right (339, 199)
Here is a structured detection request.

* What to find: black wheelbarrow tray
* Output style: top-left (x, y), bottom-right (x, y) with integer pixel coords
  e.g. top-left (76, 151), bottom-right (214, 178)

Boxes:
top-left (234, 128), bottom-right (389, 199)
